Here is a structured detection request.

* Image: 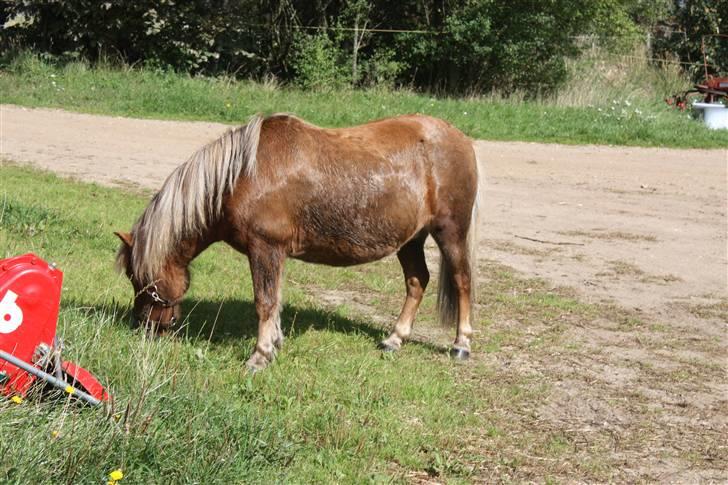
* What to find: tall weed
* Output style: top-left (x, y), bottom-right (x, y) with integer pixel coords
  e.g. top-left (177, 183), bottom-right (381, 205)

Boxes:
top-left (553, 45), bottom-right (690, 107)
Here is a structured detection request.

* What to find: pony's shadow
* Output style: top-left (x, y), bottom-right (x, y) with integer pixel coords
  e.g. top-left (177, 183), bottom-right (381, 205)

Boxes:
top-left (66, 297), bottom-right (449, 354)
top-left (178, 298), bottom-right (386, 344)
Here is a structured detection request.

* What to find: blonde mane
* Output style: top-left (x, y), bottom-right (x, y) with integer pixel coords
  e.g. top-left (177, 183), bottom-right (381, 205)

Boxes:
top-left (117, 115), bottom-right (263, 281)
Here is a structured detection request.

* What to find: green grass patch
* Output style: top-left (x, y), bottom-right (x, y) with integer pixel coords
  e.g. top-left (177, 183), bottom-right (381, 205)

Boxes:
top-left (1, 54), bottom-right (726, 148)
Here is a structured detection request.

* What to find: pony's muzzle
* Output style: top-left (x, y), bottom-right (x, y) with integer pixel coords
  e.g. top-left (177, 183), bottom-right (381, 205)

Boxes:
top-left (133, 311), bottom-right (177, 336)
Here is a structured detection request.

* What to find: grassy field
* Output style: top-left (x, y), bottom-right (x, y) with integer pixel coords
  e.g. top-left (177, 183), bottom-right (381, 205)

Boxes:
top-left (1, 162), bottom-right (685, 483)
top-left (1, 54), bottom-right (726, 148)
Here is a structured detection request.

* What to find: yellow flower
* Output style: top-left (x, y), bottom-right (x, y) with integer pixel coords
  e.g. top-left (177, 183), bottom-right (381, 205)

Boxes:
top-left (65, 385), bottom-right (75, 395)
top-left (109, 469), bottom-right (124, 481)
top-left (10, 395), bottom-right (23, 404)
top-left (51, 430), bottom-right (60, 439)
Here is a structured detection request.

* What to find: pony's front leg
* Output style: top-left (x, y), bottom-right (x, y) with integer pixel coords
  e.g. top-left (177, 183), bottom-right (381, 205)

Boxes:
top-left (246, 241), bottom-right (286, 372)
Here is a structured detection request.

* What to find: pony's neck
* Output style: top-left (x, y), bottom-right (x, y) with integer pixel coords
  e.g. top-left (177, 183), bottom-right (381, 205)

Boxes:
top-left (159, 233), bottom-right (214, 298)
top-left (174, 233), bottom-right (213, 265)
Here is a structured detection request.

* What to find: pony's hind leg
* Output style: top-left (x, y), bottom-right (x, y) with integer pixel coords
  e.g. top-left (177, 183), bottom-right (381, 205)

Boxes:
top-left (380, 233), bottom-right (429, 352)
top-left (432, 225), bottom-right (474, 360)
top-left (246, 240), bottom-right (286, 371)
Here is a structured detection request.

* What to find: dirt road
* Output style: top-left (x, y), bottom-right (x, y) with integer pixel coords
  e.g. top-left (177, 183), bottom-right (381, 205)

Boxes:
top-left (2, 104), bottom-right (725, 313)
top-left (2, 104), bottom-right (727, 480)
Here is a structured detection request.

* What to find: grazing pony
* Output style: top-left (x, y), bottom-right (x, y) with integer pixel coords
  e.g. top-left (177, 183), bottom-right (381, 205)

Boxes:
top-left (115, 113), bottom-right (480, 370)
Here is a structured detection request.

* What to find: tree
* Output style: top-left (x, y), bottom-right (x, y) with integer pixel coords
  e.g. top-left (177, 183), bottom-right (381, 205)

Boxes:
top-left (653, 0), bottom-right (727, 80)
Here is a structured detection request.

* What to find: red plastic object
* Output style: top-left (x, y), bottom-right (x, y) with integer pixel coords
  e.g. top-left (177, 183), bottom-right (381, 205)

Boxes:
top-left (0, 253), bottom-right (109, 402)
top-left (62, 361), bottom-right (110, 402)
top-left (0, 254), bottom-right (62, 396)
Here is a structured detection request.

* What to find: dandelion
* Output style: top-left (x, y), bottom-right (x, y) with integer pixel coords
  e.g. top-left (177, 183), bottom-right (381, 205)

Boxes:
top-left (10, 395), bottom-right (23, 404)
top-left (51, 430), bottom-right (60, 439)
top-left (108, 469), bottom-right (124, 484)
top-left (65, 385), bottom-right (75, 395)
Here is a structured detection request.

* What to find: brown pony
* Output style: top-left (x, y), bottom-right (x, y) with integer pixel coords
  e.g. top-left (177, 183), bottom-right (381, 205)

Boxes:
top-left (115, 113), bottom-right (480, 371)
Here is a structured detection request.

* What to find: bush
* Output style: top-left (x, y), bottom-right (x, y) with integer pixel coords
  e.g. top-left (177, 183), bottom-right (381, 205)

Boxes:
top-left (360, 48), bottom-right (404, 88)
top-left (291, 33), bottom-right (350, 91)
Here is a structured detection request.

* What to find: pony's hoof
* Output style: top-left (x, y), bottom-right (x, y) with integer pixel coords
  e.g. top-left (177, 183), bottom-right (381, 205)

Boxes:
top-left (378, 341), bottom-right (399, 353)
top-left (245, 352), bottom-right (271, 372)
top-left (449, 347), bottom-right (470, 361)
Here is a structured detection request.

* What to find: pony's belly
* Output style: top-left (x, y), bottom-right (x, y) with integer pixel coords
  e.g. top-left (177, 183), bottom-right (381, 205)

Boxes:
top-left (291, 212), bottom-right (422, 266)
top-left (292, 242), bottom-right (402, 266)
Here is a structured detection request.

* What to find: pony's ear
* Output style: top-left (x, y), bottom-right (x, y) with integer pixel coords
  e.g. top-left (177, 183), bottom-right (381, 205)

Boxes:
top-left (114, 231), bottom-right (133, 247)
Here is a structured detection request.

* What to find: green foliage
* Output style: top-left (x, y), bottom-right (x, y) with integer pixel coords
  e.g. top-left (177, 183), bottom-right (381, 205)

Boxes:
top-left (390, 0), bottom-right (647, 94)
top-left (291, 32), bottom-right (351, 90)
top-left (360, 48), bottom-right (405, 88)
top-left (588, 0), bottom-right (645, 52)
top-left (653, 0), bottom-right (728, 81)
top-left (0, 0), bottom-right (292, 78)
top-left (0, 0), bottom-right (687, 94)
top-left (627, 0), bottom-right (673, 27)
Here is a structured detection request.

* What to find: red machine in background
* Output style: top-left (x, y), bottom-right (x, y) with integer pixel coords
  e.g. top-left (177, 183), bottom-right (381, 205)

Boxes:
top-left (0, 254), bottom-right (109, 406)
top-left (666, 34), bottom-right (728, 109)
top-left (667, 76), bottom-right (728, 109)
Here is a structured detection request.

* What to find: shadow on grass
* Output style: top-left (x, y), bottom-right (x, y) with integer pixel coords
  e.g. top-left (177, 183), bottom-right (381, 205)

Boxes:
top-left (64, 297), bottom-right (449, 355)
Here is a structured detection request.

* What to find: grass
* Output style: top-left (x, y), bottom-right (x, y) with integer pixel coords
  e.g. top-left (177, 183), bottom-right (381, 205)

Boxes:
top-left (1, 163), bottom-right (725, 482)
top-left (1, 53), bottom-right (726, 148)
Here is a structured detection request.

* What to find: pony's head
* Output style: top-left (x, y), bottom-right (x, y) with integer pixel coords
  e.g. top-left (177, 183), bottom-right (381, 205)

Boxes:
top-left (114, 230), bottom-right (188, 334)
top-left (112, 116), bottom-right (263, 334)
